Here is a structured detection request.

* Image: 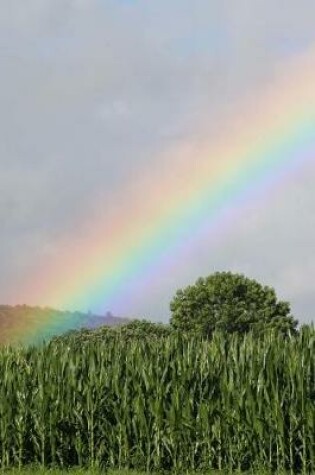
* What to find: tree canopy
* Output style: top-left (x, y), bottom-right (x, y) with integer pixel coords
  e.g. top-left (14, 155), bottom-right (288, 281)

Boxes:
top-left (170, 271), bottom-right (298, 337)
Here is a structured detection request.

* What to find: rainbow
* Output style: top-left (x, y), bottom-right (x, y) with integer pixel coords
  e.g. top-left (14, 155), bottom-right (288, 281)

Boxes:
top-left (5, 47), bottom-right (315, 345)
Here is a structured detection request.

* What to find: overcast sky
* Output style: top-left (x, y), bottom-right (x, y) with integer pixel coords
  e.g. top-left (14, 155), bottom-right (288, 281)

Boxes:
top-left (1, 0), bottom-right (315, 324)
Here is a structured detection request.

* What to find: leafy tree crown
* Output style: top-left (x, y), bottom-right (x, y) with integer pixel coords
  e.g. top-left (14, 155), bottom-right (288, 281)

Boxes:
top-left (170, 271), bottom-right (298, 336)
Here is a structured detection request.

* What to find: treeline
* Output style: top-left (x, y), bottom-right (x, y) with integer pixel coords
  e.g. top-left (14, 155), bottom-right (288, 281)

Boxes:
top-left (0, 329), bottom-right (314, 472)
top-left (0, 272), bottom-right (310, 345)
top-left (52, 318), bottom-right (314, 347)
top-left (51, 319), bottom-right (172, 344)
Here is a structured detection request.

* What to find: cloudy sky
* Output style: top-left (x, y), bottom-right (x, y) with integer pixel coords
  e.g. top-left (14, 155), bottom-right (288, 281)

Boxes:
top-left (1, 0), bottom-right (315, 324)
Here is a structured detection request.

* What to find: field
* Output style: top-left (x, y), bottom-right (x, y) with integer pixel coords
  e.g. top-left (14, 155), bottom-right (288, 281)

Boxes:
top-left (0, 329), bottom-right (314, 473)
top-left (0, 469), bottom-right (296, 475)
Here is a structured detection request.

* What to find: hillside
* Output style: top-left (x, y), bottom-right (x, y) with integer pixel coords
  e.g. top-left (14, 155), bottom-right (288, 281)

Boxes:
top-left (0, 304), bottom-right (130, 344)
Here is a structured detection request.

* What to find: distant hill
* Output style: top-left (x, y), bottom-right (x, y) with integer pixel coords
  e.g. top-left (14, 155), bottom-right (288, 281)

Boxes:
top-left (0, 304), bottom-right (131, 344)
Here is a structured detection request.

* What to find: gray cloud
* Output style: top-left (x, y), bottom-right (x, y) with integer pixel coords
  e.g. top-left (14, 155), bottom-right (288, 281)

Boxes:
top-left (0, 0), bottom-right (315, 323)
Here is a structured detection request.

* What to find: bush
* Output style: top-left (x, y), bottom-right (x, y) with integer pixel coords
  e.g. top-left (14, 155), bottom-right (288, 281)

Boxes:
top-left (52, 319), bottom-right (173, 345)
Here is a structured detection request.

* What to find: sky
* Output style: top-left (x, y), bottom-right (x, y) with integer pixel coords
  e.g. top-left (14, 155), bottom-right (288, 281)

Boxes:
top-left (0, 0), bottom-right (315, 324)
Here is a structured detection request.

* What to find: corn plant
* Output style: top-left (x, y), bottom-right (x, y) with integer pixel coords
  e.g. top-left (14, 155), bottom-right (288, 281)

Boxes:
top-left (0, 328), bottom-right (313, 473)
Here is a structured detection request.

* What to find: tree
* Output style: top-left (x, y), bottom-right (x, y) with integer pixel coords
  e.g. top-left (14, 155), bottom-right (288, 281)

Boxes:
top-left (170, 271), bottom-right (298, 337)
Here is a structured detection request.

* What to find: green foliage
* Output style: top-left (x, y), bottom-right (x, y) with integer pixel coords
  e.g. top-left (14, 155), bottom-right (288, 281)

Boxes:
top-left (0, 329), bottom-right (314, 472)
top-left (108, 319), bottom-right (173, 340)
top-left (170, 271), bottom-right (298, 337)
top-left (0, 469), bottom-right (292, 475)
top-left (52, 320), bottom-right (173, 345)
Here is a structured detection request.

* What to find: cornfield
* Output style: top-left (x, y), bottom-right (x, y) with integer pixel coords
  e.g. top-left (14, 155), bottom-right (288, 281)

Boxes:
top-left (0, 329), bottom-right (314, 473)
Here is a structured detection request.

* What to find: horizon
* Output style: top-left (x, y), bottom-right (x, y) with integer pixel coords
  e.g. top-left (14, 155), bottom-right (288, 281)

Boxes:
top-left (1, 1), bottom-right (315, 336)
